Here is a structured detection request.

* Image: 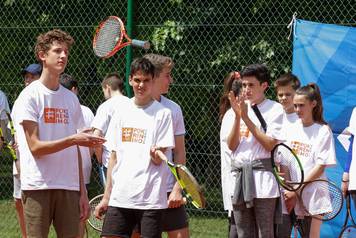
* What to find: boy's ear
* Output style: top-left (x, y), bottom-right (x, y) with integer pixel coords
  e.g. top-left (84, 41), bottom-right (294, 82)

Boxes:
top-left (38, 51), bottom-right (46, 62)
top-left (129, 76), bottom-right (133, 86)
top-left (261, 81), bottom-right (268, 91)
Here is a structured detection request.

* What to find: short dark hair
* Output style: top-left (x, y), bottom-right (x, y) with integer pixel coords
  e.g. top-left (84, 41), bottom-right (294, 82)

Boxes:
top-left (130, 57), bottom-right (155, 78)
top-left (101, 73), bottom-right (124, 93)
top-left (274, 73), bottom-right (301, 90)
top-left (59, 73), bottom-right (78, 90)
top-left (241, 64), bottom-right (270, 85)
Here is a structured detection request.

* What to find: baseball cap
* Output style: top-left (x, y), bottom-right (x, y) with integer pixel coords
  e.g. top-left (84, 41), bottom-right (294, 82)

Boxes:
top-left (21, 64), bottom-right (42, 76)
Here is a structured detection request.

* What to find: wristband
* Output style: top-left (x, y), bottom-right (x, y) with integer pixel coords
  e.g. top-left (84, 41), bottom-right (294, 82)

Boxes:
top-left (342, 180), bottom-right (349, 182)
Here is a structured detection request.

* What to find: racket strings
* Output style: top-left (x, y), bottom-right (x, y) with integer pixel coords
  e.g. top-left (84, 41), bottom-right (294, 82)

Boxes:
top-left (274, 146), bottom-right (302, 184)
top-left (301, 181), bottom-right (343, 220)
top-left (176, 167), bottom-right (205, 208)
top-left (88, 194), bottom-right (104, 231)
top-left (94, 18), bottom-right (122, 57)
top-left (340, 226), bottom-right (356, 238)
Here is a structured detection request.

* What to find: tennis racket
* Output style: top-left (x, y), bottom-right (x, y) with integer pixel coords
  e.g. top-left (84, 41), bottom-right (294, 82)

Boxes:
top-left (338, 192), bottom-right (356, 237)
top-left (93, 16), bottom-right (150, 58)
top-left (155, 150), bottom-right (206, 209)
top-left (297, 179), bottom-right (343, 221)
top-left (88, 194), bottom-right (104, 232)
top-left (271, 143), bottom-right (304, 191)
top-left (0, 110), bottom-right (16, 161)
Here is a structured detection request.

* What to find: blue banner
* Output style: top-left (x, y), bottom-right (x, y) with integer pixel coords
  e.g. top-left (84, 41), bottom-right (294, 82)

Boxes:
top-left (292, 19), bottom-right (356, 237)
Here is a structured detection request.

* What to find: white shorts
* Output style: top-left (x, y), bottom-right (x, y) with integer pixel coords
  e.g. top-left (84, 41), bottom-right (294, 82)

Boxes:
top-left (13, 175), bottom-right (21, 199)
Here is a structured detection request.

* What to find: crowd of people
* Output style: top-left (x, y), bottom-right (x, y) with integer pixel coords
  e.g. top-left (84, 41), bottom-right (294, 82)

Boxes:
top-left (0, 28), bottom-right (355, 238)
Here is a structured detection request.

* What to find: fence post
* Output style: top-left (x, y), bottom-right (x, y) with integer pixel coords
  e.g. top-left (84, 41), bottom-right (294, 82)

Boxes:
top-left (124, 0), bottom-right (134, 97)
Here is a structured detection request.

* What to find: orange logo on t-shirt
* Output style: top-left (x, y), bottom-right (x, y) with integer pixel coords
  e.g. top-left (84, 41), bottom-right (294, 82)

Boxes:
top-left (44, 108), bottom-right (69, 124)
top-left (122, 127), bottom-right (146, 144)
top-left (240, 123), bottom-right (250, 138)
top-left (290, 141), bottom-right (312, 157)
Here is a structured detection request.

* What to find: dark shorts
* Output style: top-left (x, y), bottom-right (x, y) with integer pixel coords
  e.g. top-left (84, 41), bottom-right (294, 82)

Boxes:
top-left (101, 206), bottom-right (163, 238)
top-left (161, 205), bottom-right (189, 231)
top-left (22, 189), bottom-right (80, 238)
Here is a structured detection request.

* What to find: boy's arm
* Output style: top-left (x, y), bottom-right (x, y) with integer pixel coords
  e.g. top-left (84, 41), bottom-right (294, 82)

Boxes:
top-left (77, 146), bottom-right (89, 221)
top-left (92, 128), bottom-right (104, 164)
top-left (94, 151), bottom-right (116, 218)
top-left (168, 135), bottom-right (186, 208)
top-left (103, 151), bottom-right (116, 200)
top-left (22, 120), bottom-right (105, 157)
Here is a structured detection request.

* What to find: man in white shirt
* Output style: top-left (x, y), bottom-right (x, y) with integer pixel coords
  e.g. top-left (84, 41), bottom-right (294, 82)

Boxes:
top-left (142, 53), bottom-right (189, 238)
top-left (273, 73), bottom-right (301, 238)
top-left (95, 57), bottom-right (174, 238)
top-left (59, 73), bottom-right (95, 238)
top-left (91, 73), bottom-right (130, 184)
top-left (227, 64), bottom-right (284, 238)
top-left (16, 29), bottom-right (105, 238)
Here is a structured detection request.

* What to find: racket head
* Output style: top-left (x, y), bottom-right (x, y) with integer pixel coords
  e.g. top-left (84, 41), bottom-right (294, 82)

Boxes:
top-left (88, 194), bottom-right (105, 232)
top-left (339, 225), bottom-right (356, 238)
top-left (300, 179), bottom-right (343, 221)
top-left (347, 192), bottom-right (356, 225)
top-left (93, 16), bottom-right (126, 58)
top-left (176, 165), bottom-right (206, 209)
top-left (271, 143), bottom-right (304, 191)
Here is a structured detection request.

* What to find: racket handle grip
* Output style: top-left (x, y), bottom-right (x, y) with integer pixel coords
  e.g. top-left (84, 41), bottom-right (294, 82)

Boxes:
top-left (132, 39), bottom-right (150, 49)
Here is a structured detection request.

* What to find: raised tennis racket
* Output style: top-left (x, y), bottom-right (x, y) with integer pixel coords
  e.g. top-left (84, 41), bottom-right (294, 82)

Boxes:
top-left (271, 143), bottom-right (304, 191)
top-left (155, 150), bottom-right (206, 209)
top-left (0, 110), bottom-right (16, 161)
top-left (93, 16), bottom-right (150, 58)
top-left (338, 192), bottom-right (356, 237)
top-left (88, 194), bottom-right (104, 232)
top-left (297, 179), bottom-right (343, 221)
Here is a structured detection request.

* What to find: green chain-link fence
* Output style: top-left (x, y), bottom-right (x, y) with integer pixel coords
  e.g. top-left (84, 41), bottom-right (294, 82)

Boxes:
top-left (0, 0), bottom-right (355, 237)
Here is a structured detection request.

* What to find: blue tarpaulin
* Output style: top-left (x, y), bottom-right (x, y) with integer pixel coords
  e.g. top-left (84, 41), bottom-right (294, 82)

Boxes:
top-left (292, 19), bottom-right (356, 237)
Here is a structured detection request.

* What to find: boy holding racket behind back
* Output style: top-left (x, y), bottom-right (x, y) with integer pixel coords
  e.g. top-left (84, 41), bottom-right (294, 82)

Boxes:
top-left (142, 53), bottom-right (189, 237)
top-left (95, 57), bottom-right (174, 238)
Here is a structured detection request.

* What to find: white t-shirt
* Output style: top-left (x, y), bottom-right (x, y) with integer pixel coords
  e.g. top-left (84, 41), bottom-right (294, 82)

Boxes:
top-left (16, 80), bottom-right (85, 191)
top-left (231, 99), bottom-right (284, 198)
top-left (91, 95), bottom-right (130, 167)
top-left (159, 95), bottom-right (185, 192)
top-left (347, 107), bottom-right (356, 190)
top-left (107, 99), bottom-right (174, 209)
top-left (220, 108), bottom-right (235, 211)
top-left (0, 89), bottom-right (10, 119)
top-left (283, 121), bottom-right (336, 216)
top-left (80, 105), bottom-right (94, 185)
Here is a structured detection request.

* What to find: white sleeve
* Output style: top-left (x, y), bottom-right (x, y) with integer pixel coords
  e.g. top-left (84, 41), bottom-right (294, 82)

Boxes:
top-left (348, 107), bottom-right (356, 135)
top-left (91, 103), bottom-right (110, 134)
top-left (155, 110), bottom-right (175, 149)
top-left (315, 126), bottom-right (337, 167)
top-left (220, 110), bottom-right (235, 143)
top-left (17, 91), bottom-right (39, 124)
top-left (266, 110), bottom-right (284, 141)
top-left (173, 106), bottom-right (185, 136)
